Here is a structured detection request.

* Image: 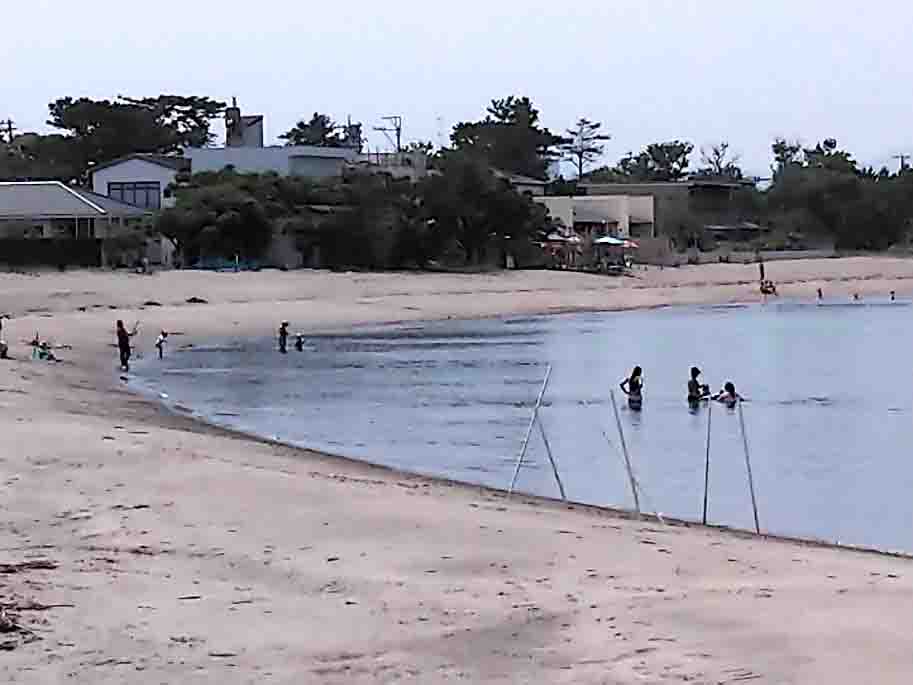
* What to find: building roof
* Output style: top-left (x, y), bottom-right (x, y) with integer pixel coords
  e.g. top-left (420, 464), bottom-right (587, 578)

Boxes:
top-left (492, 168), bottom-right (548, 186)
top-left (0, 181), bottom-right (150, 219)
top-left (88, 154), bottom-right (190, 176)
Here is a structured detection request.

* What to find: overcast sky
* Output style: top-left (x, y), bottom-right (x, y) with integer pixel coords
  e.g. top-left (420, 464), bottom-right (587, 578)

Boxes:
top-left (5, 0), bottom-right (913, 177)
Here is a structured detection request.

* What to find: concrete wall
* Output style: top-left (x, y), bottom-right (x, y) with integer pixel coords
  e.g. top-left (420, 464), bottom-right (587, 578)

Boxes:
top-left (91, 159), bottom-right (178, 208)
top-left (187, 146), bottom-right (357, 178)
top-left (288, 156), bottom-right (348, 178)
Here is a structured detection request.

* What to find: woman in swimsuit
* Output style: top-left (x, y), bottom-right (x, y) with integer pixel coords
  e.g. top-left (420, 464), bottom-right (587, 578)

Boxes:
top-left (620, 366), bottom-right (644, 411)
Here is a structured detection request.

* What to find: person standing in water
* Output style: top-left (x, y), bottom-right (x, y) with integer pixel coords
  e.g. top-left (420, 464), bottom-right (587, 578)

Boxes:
top-left (687, 366), bottom-right (710, 409)
top-left (891, 290), bottom-right (896, 302)
top-left (620, 366), bottom-right (644, 411)
top-left (713, 381), bottom-right (744, 409)
top-left (116, 320), bottom-right (137, 372)
top-left (294, 334), bottom-right (305, 352)
top-left (155, 330), bottom-right (168, 360)
top-left (817, 287), bottom-right (823, 303)
top-left (278, 321), bottom-right (289, 354)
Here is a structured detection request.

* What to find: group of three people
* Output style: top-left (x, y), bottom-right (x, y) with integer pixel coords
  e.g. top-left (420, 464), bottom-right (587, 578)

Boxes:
top-left (619, 365), bottom-right (744, 411)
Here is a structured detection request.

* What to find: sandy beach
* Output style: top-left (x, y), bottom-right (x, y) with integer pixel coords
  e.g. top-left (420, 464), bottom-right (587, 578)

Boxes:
top-left (2, 256), bottom-right (913, 684)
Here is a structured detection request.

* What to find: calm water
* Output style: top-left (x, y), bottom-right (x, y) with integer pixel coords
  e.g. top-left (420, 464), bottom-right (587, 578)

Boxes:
top-left (133, 299), bottom-right (913, 552)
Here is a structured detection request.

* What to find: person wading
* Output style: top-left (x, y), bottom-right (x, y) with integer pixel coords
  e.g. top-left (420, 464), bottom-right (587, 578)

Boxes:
top-left (687, 366), bottom-right (710, 409)
top-left (620, 366), bottom-right (644, 411)
top-left (278, 321), bottom-right (289, 354)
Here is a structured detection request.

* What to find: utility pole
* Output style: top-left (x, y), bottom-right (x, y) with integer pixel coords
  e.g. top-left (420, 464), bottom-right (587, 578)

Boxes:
top-left (0, 119), bottom-right (15, 144)
top-left (374, 116), bottom-right (403, 153)
top-left (892, 154), bottom-right (910, 173)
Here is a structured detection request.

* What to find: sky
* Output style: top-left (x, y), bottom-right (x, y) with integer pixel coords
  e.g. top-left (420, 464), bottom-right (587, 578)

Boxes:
top-left (5, 0), bottom-right (913, 178)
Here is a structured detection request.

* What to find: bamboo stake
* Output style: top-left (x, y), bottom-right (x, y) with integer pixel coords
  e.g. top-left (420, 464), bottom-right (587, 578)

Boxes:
top-left (702, 401), bottom-right (712, 525)
top-left (537, 417), bottom-right (567, 501)
top-left (610, 390), bottom-right (641, 515)
top-left (508, 364), bottom-right (552, 495)
top-left (738, 402), bottom-right (761, 534)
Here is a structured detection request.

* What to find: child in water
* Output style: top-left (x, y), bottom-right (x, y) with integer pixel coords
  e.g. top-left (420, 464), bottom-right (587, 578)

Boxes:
top-left (295, 334), bottom-right (305, 352)
top-left (713, 382), bottom-right (744, 409)
top-left (620, 366), bottom-right (644, 411)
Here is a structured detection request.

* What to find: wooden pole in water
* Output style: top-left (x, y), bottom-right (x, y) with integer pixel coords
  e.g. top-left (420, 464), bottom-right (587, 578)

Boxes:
top-left (738, 402), bottom-right (761, 534)
top-left (508, 364), bottom-right (552, 495)
top-left (702, 401), bottom-right (712, 525)
top-left (610, 390), bottom-right (641, 515)
top-left (537, 417), bottom-right (567, 501)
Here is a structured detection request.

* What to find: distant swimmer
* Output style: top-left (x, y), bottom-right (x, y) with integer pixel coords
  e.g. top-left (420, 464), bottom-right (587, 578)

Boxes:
top-left (817, 288), bottom-right (823, 303)
top-left (295, 334), bottom-right (305, 352)
top-left (891, 290), bottom-right (897, 302)
top-left (687, 366), bottom-right (711, 409)
top-left (853, 293), bottom-right (861, 303)
top-left (713, 382), bottom-right (744, 409)
top-left (620, 366), bottom-right (644, 411)
top-left (278, 321), bottom-right (289, 354)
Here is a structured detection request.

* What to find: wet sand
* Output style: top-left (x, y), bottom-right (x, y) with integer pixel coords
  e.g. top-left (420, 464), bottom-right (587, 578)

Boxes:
top-left (2, 258), bottom-right (913, 683)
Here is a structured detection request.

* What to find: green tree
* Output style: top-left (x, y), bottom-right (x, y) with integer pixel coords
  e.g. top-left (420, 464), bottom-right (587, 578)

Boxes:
top-left (559, 118), bottom-right (611, 178)
top-left (280, 113), bottom-right (343, 147)
top-left (47, 95), bottom-right (224, 170)
top-left (0, 133), bottom-right (82, 181)
top-left (450, 96), bottom-right (566, 179)
top-left (616, 141), bottom-right (694, 182)
top-left (696, 141), bottom-right (742, 179)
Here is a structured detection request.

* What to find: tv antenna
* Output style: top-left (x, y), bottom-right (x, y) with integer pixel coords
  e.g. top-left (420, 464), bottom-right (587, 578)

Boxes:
top-left (374, 115), bottom-right (403, 153)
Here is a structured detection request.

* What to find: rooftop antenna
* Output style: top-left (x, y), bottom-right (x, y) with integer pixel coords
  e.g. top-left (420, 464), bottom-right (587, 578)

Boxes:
top-left (374, 115), bottom-right (403, 153)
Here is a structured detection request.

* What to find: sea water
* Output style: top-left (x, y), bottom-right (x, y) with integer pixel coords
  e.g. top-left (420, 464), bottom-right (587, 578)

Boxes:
top-left (132, 299), bottom-right (913, 552)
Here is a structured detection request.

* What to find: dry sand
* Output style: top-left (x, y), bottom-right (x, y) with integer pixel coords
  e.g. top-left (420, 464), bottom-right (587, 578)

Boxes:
top-left (1, 257), bottom-right (913, 683)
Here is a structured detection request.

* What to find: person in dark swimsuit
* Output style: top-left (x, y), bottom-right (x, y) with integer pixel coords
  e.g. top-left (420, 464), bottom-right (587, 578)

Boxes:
top-left (620, 366), bottom-right (644, 411)
top-left (278, 321), bottom-right (289, 354)
top-left (687, 366), bottom-right (710, 409)
top-left (294, 334), bottom-right (305, 352)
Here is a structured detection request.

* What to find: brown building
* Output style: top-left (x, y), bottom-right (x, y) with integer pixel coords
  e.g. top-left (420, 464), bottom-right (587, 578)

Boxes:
top-left (579, 179), bottom-right (755, 243)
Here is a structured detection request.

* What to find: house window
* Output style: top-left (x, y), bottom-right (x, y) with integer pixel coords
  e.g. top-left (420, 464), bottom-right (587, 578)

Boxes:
top-left (108, 181), bottom-right (161, 209)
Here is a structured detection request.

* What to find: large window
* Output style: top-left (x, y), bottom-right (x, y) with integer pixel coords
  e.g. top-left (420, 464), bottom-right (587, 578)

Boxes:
top-left (108, 181), bottom-right (161, 209)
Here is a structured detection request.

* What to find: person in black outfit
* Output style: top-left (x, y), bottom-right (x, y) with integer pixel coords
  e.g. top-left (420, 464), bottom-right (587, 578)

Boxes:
top-left (294, 334), bottom-right (305, 352)
top-left (116, 320), bottom-right (136, 372)
top-left (687, 366), bottom-right (710, 409)
top-left (620, 366), bottom-right (644, 411)
top-left (278, 321), bottom-right (289, 354)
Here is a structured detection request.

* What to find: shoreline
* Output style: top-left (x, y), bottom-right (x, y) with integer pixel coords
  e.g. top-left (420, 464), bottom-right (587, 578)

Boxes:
top-left (127, 306), bottom-right (913, 562)
top-left (3, 259), bottom-right (913, 683)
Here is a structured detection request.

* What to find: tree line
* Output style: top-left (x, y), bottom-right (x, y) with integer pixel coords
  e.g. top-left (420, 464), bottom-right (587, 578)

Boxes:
top-left (3, 93), bottom-right (912, 255)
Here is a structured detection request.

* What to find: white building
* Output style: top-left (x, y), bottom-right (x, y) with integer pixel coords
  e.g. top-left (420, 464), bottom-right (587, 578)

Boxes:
top-left (184, 145), bottom-right (359, 178)
top-left (90, 154), bottom-right (189, 210)
top-left (534, 195), bottom-right (656, 239)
